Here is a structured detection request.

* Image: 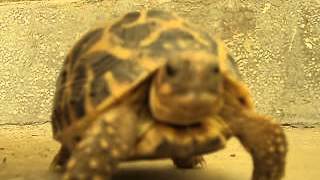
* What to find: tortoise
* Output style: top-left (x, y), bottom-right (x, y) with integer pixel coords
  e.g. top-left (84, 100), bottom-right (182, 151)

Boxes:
top-left (50, 10), bottom-right (287, 180)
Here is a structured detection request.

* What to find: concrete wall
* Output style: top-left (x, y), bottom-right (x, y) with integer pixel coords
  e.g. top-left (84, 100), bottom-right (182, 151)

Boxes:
top-left (0, 0), bottom-right (319, 125)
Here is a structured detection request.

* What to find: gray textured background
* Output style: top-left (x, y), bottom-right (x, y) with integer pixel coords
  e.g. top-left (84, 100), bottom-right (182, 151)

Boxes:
top-left (0, 0), bottom-right (319, 125)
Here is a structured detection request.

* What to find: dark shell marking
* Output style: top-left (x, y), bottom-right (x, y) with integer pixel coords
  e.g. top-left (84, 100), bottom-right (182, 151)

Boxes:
top-left (70, 28), bottom-right (104, 69)
top-left (111, 22), bottom-right (158, 48)
top-left (90, 76), bottom-right (110, 106)
top-left (70, 65), bottom-right (87, 118)
top-left (110, 11), bottom-right (141, 32)
top-left (147, 10), bottom-right (176, 20)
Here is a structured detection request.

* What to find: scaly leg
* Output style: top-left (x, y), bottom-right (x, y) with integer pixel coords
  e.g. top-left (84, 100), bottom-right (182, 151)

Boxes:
top-left (172, 155), bottom-right (206, 169)
top-left (221, 109), bottom-right (287, 180)
top-left (63, 106), bottom-right (136, 180)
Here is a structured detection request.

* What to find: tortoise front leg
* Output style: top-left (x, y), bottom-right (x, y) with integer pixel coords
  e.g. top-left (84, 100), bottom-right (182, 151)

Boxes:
top-left (221, 109), bottom-right (287, 180)
top-left (63, 107), bottom-right (136, 180)
top-left (172, 155), bottom-right (206, 169)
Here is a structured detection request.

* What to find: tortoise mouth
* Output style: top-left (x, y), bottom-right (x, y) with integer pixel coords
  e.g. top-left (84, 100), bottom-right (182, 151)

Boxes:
top-left (174, 93), bottom-right (220, 113)
top-left (174, 92), bottom-right (217, 104)
top-left (158, 93), bottom-right (222, 126)
top-left (150, 83), bottom-right (223, 126)
top-left (164, 120), bottom-right (204, 129)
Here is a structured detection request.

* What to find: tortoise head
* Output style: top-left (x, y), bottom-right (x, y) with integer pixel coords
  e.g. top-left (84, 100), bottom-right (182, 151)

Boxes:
top-left (150, 51), bottom-right (224, 125)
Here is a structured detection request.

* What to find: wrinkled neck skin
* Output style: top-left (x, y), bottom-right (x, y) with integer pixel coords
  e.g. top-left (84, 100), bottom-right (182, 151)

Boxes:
top-left (149, 77), bottom-right (223, 126)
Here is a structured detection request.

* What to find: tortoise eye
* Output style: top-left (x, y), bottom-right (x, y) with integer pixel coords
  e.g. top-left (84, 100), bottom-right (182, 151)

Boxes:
top-left (238, 97), bottom-right (246, 106)
top-left (212, 66), bottom-right (220, 74)
top-left (165, 64), bottom-right (178, 77)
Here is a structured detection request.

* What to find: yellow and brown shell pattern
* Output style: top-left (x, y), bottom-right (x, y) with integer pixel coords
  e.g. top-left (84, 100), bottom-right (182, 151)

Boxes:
top-left (51, 10), bottom-right (238, 141)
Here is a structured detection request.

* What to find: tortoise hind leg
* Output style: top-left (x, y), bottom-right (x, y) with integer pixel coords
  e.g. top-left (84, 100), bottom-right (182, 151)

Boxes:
top-left (222, 109), bottom-right (287, 180)
top-left (63, 106), bottom-right (137, 180)
top-left (50, 145), bottom-right (71, 172)
top-left (172, 155), bottom-right (206, 169)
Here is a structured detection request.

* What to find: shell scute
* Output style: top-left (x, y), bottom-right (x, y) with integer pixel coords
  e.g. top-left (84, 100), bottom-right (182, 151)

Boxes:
top-left (70, 28), bottom-right (104, 68)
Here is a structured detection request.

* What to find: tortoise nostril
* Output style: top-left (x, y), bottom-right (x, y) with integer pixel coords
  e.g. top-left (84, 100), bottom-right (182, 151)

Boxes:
top-left (165, 64), bottom-right (178, 77)
top-left (238, 97), bottom-right (247, 106)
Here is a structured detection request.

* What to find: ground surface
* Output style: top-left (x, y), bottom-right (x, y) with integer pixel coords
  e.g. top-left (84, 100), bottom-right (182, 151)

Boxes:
top-left (0, 124), bottom-right (319, 180)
